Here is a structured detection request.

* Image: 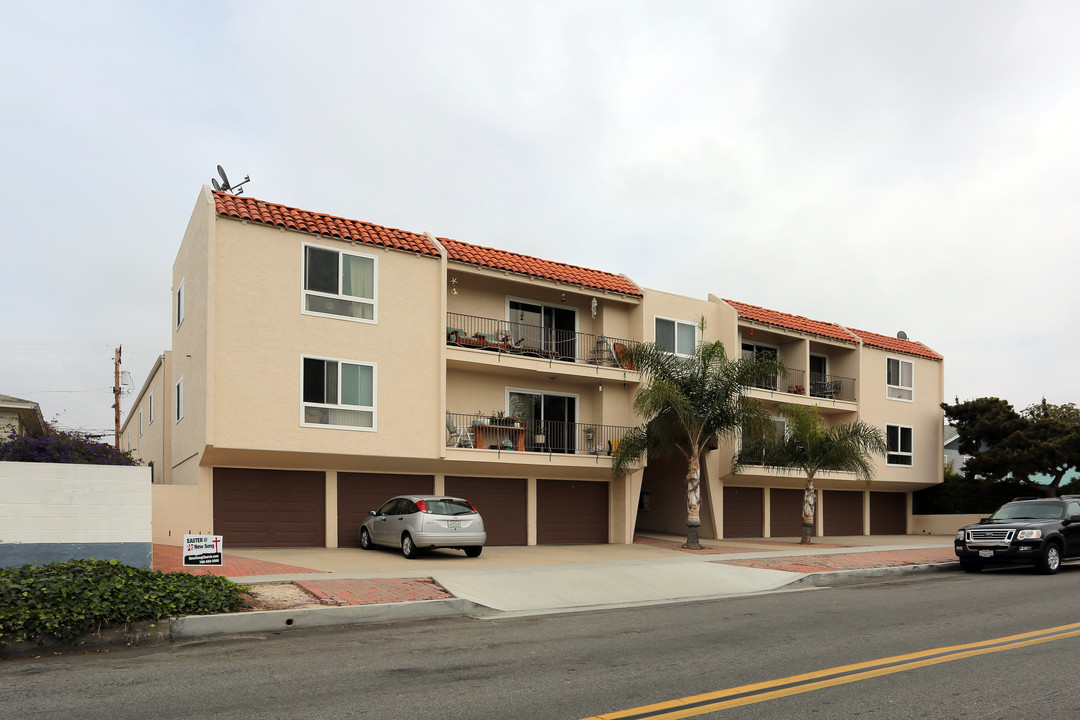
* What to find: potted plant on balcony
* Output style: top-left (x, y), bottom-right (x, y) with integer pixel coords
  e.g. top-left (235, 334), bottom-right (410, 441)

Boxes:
top-left (474, 411), bottom-right (489, 425)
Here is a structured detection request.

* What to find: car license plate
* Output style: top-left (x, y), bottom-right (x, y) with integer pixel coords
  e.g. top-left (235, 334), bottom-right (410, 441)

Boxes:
top-left (979, 549), bottom-right (994, 558)
top-left (447, 520), bottom-right (461, 530)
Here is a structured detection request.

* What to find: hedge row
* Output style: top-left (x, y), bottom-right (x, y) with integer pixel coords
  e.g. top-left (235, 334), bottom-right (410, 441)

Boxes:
top-left (0, 559), bottom-right (246, 643)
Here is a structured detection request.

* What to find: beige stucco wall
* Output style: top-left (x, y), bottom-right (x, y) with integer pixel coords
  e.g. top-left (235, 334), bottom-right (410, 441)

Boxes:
top-left (910, 513), bottom-right (980, 535)
top-left (207, 218), bottom-right (443, 459)
top-left (152, 481), bottom-right (212, 545)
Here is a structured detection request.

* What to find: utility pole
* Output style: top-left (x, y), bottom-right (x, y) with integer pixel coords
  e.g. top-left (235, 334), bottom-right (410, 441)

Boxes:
top-left (113, 346), bottom-right (122, 449)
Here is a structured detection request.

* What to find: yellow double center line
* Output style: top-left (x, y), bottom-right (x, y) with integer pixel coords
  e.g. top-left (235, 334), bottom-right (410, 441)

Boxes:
top-left (581, 621), bottom-right (1080, 719)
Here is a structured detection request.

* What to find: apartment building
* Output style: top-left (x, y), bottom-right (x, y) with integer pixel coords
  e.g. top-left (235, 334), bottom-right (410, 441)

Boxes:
top-left (129, 187), bottom-right (943, 548)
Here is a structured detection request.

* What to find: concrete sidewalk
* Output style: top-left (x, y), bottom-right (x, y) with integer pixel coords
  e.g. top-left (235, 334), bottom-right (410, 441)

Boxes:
top-left (156, 534), bottom-right (958, 637)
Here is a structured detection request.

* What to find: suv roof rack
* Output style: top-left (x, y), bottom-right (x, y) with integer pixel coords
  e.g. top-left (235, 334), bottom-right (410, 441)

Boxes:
top-left (1011, 496), bottom-right (1042, 501)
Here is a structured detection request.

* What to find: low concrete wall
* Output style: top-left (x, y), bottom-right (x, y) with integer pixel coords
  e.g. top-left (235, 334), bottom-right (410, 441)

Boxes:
top-left (0, 461), bottom-right (152, 568)
top-left (910, 513), bottom-right (983, 535)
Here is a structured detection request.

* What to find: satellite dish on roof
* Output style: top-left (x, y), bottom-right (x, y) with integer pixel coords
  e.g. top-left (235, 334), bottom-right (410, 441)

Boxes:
top-left (897, 331), bottom-right (908, 340)
top-left (210, 165), bottom-right (251, 195)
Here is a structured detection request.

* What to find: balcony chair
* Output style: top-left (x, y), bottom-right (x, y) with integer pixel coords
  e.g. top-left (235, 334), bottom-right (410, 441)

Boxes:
top-left (446, 414), bottom-right (474, 448)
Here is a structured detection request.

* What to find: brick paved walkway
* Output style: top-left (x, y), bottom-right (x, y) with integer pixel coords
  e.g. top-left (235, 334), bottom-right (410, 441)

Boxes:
top-left (152, 544), bottom-right (324, 577)
top-left (296, 577), bottom-right (454, 606)
top-left (716, 546), bottom-right (957, 573)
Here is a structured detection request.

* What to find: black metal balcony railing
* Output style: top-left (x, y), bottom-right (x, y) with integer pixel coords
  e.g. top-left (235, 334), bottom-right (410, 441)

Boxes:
top-left (446, 413), bottom-right (634, 457)
top-left (446, 312), bottom-right (639, 369)
top-left (809, 373), bottom-right (855, 402)
top-left (751, 368), bottom-right (805, 393)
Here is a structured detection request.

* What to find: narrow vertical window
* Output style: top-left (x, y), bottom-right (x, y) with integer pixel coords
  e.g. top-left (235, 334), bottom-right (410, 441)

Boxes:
top-left (175, 377), bottom-right (185, 422)
top-left (148, 391), bottom-right (154, 424)
top-left (139, 410), bottom-right (143, 437)
top-left (176, 280), bottom-right (185, 329)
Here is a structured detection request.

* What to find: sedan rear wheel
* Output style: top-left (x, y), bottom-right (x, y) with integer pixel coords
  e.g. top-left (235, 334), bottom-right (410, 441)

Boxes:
top-left (464, 546), bottom-right (483, 558)
top-left (402, 533), bottom-right (420, 559)
top-left (1038, 542), bottom-right (1062, 574)
top-left (359, 527), bottom-right (372, 550)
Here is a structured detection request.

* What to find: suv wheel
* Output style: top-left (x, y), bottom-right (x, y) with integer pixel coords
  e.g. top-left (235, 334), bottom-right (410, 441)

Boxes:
top-left (959, 560), bottom-right (982, 573)
top-left (402, 533), bottom-right (420, 559)
top-left (1038, 542), bottom-right (1062, 574)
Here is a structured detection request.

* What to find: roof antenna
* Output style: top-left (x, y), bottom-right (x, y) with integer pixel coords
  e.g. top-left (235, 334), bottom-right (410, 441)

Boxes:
top-left (211, 165), bottom-right (251, 195)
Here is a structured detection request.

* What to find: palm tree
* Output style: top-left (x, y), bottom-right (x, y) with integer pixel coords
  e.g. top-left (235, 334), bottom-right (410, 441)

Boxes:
top-left (612, 327), bottom-right (781, 549)
top-left (735, 404), bottom-right (887, 544)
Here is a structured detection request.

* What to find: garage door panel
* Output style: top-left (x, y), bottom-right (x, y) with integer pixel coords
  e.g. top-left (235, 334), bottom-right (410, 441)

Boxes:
top-left (823, 490), bottom-right (863, 536)
top-left (213, 468), bottom-right (325, 548)
top-left (537, 479), bottom-right (608, 544)
top-left (870, 492), bottom-right (907, 535)
top-left (724, 486), bottom-right (763, 538)
top-left (445, 476), bottom-right (527, 546)
top-left (769, 489), bottom-right (804, 538)
top-left (337, 473), bottom-right (434, 548)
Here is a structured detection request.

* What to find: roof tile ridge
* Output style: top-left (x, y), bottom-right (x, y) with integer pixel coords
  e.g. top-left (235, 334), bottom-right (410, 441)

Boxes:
top-left (213, 190), bottom-right (427, 238)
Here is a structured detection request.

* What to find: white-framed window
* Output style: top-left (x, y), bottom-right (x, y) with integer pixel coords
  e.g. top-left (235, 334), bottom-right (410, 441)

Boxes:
top-left (148, 391), bottom-right (154, 424)
top-left (175, 280), bottom-right (185, 330)
top-left (138, 410), bottom-right (143, 437)
top-left (302, 355), bottom-right (376, 430)
top-left (175, 377), bottom-right (184, 423)
top-left (887, 424), bottom-right (913, 466)
top-left (886, 357), bottom-right (913, 401)
top-left (654, 317), bottom-right (697, 356)
top-left (302, 243), bottom-right (377, 322)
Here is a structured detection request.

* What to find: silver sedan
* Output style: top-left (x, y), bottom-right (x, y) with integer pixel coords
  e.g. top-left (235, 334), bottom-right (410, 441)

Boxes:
top-left (359, 495), bottom-right (487, 559)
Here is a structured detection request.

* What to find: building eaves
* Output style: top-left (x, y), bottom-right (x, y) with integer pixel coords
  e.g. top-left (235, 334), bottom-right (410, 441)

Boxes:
top-left (723, 299), bottom-right (857, 344)
top-left (441, 237), bottom-right (643, 298)
top-left (213, 191), bottom-right (441, 256)
top-left (846, 327), bottom-right (944, 361)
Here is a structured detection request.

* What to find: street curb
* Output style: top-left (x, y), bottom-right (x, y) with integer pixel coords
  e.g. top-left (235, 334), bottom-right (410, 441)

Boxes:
top-left (1, 620), bottom-right (171, 660)
top-left (169, 597), bottom-right (493, 641)
top-left (784, 561), bottom-right (959, 589)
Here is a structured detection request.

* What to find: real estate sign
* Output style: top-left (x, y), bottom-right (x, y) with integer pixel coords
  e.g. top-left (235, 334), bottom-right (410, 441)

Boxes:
top-left (183, 534), bottom-right (223, 566)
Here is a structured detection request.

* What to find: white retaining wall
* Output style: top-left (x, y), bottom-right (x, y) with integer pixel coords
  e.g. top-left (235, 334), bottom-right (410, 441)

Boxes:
top-left (0, 461), bottom-right (152, 568)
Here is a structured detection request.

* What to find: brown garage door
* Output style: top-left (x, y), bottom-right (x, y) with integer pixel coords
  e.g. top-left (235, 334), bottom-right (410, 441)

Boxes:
top-left (445, 476), bottom-right (527, 546)
top-left (769, 488), bottom-right (805, 538)
top-left (213, 468), bottom-right (325, 547)
top-left (870, 492), bottom-right (907, 535)
top-left (724, 486), bottom-right (763, 538)
top-left (537, 479), bottom-right (609, 544)
top-left (337, 473), bottom-right (434, 547)
top-left (823, 490), bottom-right (864, 536)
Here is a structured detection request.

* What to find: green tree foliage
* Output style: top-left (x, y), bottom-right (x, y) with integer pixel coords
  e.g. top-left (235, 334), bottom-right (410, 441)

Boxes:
top-left (611, 322), bottom-right (781, 549)
top-left (735, 404), bottom-right (886, 544)
top-left (913, 460), bottom-right (1028, 514)
top-left (0, 425), bottom-right (139, 466)
top-left (942, 398), bottom-right (1080, 497)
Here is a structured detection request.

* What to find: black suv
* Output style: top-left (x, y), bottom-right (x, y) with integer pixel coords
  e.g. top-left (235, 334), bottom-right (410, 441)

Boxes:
top-left (955, 496), bottom-right (1080, 574)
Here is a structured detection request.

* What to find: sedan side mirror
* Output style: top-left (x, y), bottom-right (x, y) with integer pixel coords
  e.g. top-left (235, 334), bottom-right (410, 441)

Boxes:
top-left (369, 510), bottom-right (377, 516)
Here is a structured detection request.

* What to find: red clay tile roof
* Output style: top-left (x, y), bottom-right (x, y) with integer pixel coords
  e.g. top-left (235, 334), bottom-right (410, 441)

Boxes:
top-left (846, 328), bottom-right (943, 360)
top-left (442, 237), bottom-right (642, 297)
top-left (213, 191), bottom-right (441, 256)
top-left (724, 299), bottom-right (857, 344)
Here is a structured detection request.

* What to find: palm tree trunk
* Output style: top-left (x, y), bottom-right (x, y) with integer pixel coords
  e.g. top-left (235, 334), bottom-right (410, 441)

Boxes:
top-left (801, 473), bottom-right (816, 545)
top-left (684, 457), bottom-right (703, 550)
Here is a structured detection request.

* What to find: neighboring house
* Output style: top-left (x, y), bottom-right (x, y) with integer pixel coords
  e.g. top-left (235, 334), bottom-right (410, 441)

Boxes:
top-left (118, 352), bottom-right (173, 483)
top-left (0, 394), bottom-right (46, 437)
top-left (130, 187), bottom-right (944, 548)
top-left (943, 424), bottom-right (967, 472)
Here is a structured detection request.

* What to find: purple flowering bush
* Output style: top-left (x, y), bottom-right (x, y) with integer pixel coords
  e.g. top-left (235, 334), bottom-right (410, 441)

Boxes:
top-left (0, 426), bottom-right (140, 466)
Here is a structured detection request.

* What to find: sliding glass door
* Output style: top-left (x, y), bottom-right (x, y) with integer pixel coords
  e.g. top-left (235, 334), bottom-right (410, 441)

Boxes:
top-left (508, 300), bottom-right (577, 360)
top-left (509, 390), bottom-right (578, 453)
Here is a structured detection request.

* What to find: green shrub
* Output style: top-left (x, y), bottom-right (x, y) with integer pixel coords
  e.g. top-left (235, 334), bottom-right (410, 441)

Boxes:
top-left (0, 558), bottom-right (247, 643)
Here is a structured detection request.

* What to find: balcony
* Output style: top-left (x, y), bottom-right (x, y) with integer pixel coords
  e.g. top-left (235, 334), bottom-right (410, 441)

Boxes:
top-left (446, 312), bottom-right (639, 369)
top-left (749, 369), bottom-right (856, 404)
top-left (446, 412), bottom-right (634, 457)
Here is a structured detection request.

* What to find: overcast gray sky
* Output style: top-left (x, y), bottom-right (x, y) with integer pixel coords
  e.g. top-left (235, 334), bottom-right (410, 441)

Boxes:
top-left (3, 0), bottom-right (1079, 436)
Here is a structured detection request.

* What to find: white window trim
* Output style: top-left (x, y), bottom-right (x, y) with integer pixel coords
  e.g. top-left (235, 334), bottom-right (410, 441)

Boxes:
top-left (175, 377), bottom-right (184, 423)
top-left (148, 391), bottom-right (154, 424)
top-left (300, 354), bottom-right (378, 432)
top-left (653, 315), bottom-right (697, 357)
top-left (887, 424), bottom-right (913, 467)
top-left (886, 356), bottom-right (914, 403)
top-left (300, 243), bottom-right (379, 324)
top-left (138, 410), bottom-right (143, 437)
top-left (175, 280), bottom-right (185, 330)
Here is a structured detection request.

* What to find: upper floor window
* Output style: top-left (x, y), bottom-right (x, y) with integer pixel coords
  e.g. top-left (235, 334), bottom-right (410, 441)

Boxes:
top-left (302, 355), bottom-right (376, 430)
top-left (175, 377), bottom-right (185, 423)
top-left (655, 317), bottom-right (696, 356)
top-left (303, 244), bottom-right (377, 322)
top-left (138, 410), bottom-right (143, 437)
top-left (148, 391), bottom-right (154, 424)
top-left (175, 280), bottom-right (185, 330)
top-left (886, 357), bottom-right (913, 401)
top-left (887, 424), bottom-right (913, 466)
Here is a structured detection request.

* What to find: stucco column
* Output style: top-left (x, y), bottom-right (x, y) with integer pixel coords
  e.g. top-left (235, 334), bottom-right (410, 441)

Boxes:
top-left (325, 470), bottom-right (338, 548)
top-left (762, 488), bottom-right (771, 538)
top-left (862, 489), bottom-right (871, 536)
top-left (815, 488), bottom-right (824, 537)
top-left (527, 477), bottom-right (538, 545)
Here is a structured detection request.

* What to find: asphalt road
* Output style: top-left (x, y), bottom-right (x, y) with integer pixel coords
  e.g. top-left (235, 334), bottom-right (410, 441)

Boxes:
top-left (5, 565), bottom-right (1080, 719)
